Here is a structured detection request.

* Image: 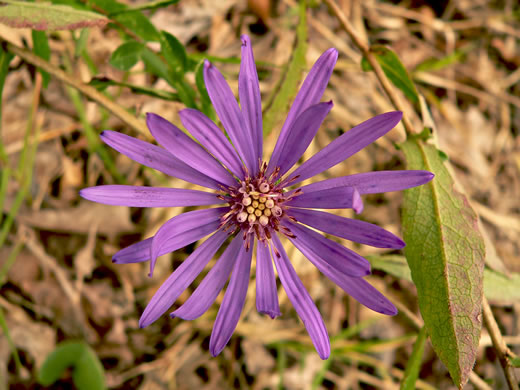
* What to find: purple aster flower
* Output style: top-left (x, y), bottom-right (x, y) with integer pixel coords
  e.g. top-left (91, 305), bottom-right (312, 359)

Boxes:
top-left (80, 35), bottom-right (433, 359)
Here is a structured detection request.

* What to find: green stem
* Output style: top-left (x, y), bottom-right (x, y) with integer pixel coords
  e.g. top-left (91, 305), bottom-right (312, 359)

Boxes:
top-left (0, 305), bottom-right (22, 374)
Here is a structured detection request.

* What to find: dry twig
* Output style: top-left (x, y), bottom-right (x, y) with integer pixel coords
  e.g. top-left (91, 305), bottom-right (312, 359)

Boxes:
top-left (482, 296), bottom-right (519, 390)
top-left (323, 0), bottom-right (416, 135)
top-left (0, 39), bottom-right (150, 137)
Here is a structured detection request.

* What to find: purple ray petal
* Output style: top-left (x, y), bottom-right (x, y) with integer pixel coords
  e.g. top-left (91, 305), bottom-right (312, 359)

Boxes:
top-left (288, 186), bottom-right (363, 213)
top-left (204, 60), bottom-right (256, 174)
top-left (288, 208), bottom-right (405, 249)
top-left (267, 48), bottom-right (338, 175)
top-left (271, 234), bottom-right (330, 360)
top-left (139, 230), bottom-right (228, 328)
top-left (239, 35), bottom-right (262, 167)
top-left (276, 101), bottom-right (333, 177)
top-left (209, 237), bottom-right (253, 356)
top-left (146, 113), bottom-right (236, 187)
top-left (179, 108), bottom-right (244, 178)
top-left (255, 242), bottom-right (281, 318)
top-left (149, 207), bottom-right (227, 276)
top-left (293, 170), bottom-right (434, 195)
top-left (287, 233), bottom-right (397, 315)
top-left (286, 111), bottom-right (403, 185)
top-left (100, 130), bottom-right (220, 190)
top-left (80, 185), bottom-right (225, 207)
top-left (112, 237), bottom-right (152, 264)
top-left (172, 235), bottom-right (243, 320)
top-left (284, 221), bottom-right (370, 277)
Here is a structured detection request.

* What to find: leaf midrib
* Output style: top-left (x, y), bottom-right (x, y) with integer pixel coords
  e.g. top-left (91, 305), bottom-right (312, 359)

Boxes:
top-left (417, 140), bottom-right (461, 382)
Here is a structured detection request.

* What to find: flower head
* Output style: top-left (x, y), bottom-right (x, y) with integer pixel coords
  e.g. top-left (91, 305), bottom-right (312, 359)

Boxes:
top-left (80, 35), bottom-right (433, 359)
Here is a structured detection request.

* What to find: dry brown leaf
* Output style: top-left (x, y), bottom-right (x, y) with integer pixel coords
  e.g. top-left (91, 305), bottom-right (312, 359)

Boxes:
top-left (17, 202), bottom-right (134, 235)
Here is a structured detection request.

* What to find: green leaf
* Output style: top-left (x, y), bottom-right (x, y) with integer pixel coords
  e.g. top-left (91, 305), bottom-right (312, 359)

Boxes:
top-left (31, 30), bottom-right (51, 88)
top-left (262, 0), bottom-right (307, 136)
top-left (414, 47), bottom-right (469, 73)
top-left (401, 138), bottom-right (485, 388)
top-left (509, 356), bottom-right (520, 368)
top-left (0, 45), bottom-right (14, 164)
top-left (0, 0), bottom-right (108, 30)
top-left (72, 345), bottom-right (105, 390)
top-left (368, 254), bottom-right (520, 308)
top-left (194, 58), bottom-right (214, 119)
top-left (109, 41), bottom-right (144, 70)
top-left (366, 254), bottom-right (412, 281)
top-left (361, 46), bottom-right (419, 104)
top-left (483, 269), bottom-right (520, 306)
top-left (400, 327), bottom-right (428, 390)
top-left (140, 46), bottom-right (172, 82)
top-left (89, 76), bottom-right (179, 101)
top-left (87, 0), bottom-right (159, 41)
top-left (160, 31), bottom-right (187, 75)
top-left (38, 341), bottom-right (85, 385)
top-left (38, 341), bottom-right (105, 389)
top-left (112, 0), bottom-right (179, 14)
top-left (140, 46), bottom-right (196, 107)
top-left (113, 11), bottom-right (160, 41)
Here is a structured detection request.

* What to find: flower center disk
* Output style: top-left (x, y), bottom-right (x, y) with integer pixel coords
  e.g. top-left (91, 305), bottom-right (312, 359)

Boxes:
top-left (219, 163), bottom-right (292, 243)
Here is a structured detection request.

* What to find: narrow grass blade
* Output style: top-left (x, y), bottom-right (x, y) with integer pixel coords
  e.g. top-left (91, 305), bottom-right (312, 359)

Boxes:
top-left (400, 326), bottom-right (428, 390)
top-left (262, 0), bottom-right (307, 136)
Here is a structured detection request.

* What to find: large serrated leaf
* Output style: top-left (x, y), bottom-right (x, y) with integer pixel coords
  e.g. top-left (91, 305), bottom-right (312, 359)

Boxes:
top-left (401, 138), bottom-right (485, 388)
top-left (0, 0), bottom-right (107, 30)
top-left (368, 254), bottom-right (520, 307)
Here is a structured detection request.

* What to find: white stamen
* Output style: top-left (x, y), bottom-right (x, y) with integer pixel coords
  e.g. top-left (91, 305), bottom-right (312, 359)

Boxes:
top-left (259, 215), bottom-right (269, 226)
top-left (248, 214), bottom-right (257, 223)
top-left (237, 211), bottom-right (248, 223)
top-left (272, 206), bottom-right (282, 217)
top-left (242, 197), bottom-right (252, 206)
top-left (265, 199), bottom-right (275, 208)
top-left (259, 183), bottom-right (270, 193)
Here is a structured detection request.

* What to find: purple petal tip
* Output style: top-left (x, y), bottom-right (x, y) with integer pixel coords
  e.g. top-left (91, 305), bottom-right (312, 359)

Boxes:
top-left (240, 34), bottom-right (250, 46)
top-left (391, 111), bottom-right (403, 120)
top-left (261, 310), bottom-right (281, 319)
top-left (324, 47), bottom-right (339, 59)
top-left (353, 190), bottom-right (364, 214)
top-left (204, 59), bottom-right (212, 69)
top-left (319, 351), bottom-right (330, 360)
